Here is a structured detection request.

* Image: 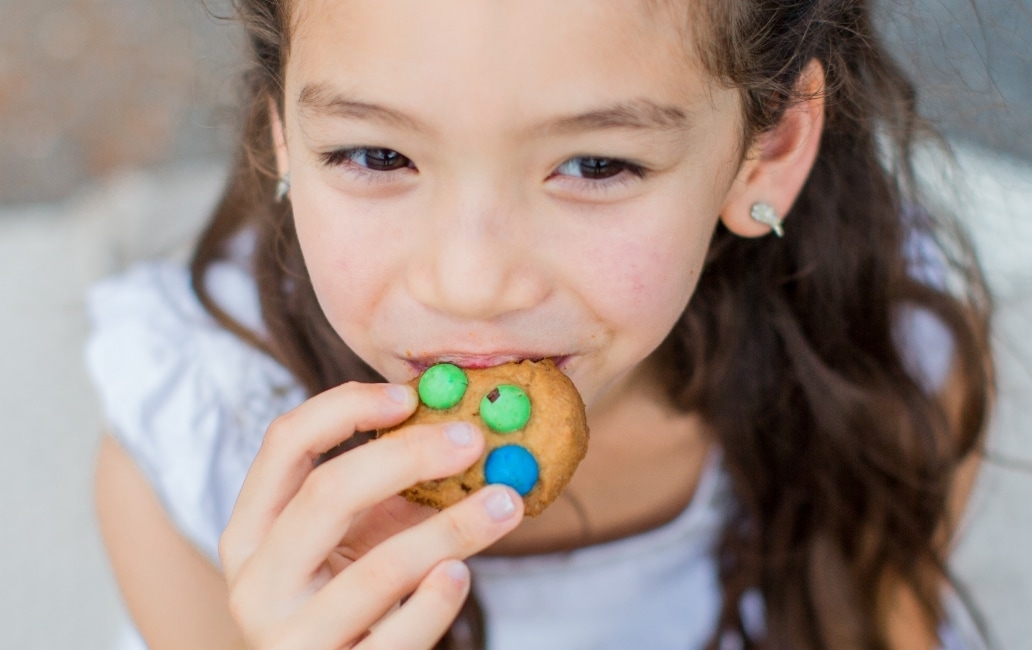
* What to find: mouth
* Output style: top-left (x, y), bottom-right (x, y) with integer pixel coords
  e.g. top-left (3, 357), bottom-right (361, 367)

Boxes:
top-left (405, 353), bottom-right (571, 373)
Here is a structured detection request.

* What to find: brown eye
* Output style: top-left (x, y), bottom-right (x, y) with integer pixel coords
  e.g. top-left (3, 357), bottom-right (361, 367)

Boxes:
top-left (578, 157), bottom-right (625, 179)
top-left (361, 148), bottom-right (411, 171)
top-left (555, 156), bottom-right (644, 180)
top-left (322, 147), bottom-right (414, 171)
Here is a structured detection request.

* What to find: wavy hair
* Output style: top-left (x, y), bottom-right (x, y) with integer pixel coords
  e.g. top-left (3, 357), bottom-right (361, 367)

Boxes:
top-left (191, 1), bottom-right (993, 647)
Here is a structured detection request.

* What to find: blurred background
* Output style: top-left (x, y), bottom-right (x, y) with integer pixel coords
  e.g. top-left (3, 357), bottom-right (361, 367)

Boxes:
top-left (0, 0), bottom-right (1030, 648)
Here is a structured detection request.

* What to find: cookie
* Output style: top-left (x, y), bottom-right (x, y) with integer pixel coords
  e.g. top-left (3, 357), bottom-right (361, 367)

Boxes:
top-left (377, 359), bottom-right (589, 517)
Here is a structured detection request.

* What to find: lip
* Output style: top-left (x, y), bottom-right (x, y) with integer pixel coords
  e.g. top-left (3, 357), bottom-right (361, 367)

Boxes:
top-left (405, 353), bottom-right (571, 373)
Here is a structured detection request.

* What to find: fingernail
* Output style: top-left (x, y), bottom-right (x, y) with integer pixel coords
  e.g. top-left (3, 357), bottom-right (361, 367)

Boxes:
top-left (445, 560), bottom-right (469, 585)
top-left (483, 488), bottom-right (517, 522)
top-left (445, 423), bottom-right (475, 447)
top-left (384, 384), bottom-right (411, 404)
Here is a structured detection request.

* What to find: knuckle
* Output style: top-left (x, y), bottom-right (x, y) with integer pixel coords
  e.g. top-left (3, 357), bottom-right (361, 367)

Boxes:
top-left (217, 529), bottom-right (254, 590)
top-left (226, 574), bottom-right (278, 647)
top-left (226, 582), bottom-right (257, 631)
top-left (339, 380), bottom-right (364, 392)
top-left (226, 586), bottom-right (246, 622)
top-left (263, 409), bottom-right (299, 451)
top-left (299, 463), bottom-right (342, 509)
top-left (442, 508), bottom-right (482, 551)
top-left (217, 530), bottom-right (236, 572)
top-left (365, 556), bottom-right (412, 595)
top-left (335, 380), bottom-right (369, 402)
top-left (376, 429), bottom-right (427, 478)
top-left (399, 427), bottom-right (431, 465)
top-left (348, 553), bottom-right (413, 605)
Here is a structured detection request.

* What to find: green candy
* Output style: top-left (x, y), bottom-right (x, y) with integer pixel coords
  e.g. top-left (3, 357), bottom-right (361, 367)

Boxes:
top-left (480, 384), bottom-right (531, 433)
top-left (418, 363), bottom-right (468, 409)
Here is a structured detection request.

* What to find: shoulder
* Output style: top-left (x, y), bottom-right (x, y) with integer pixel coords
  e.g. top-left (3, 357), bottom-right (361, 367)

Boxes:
top-left (84, 258), bottom-right (306, 561)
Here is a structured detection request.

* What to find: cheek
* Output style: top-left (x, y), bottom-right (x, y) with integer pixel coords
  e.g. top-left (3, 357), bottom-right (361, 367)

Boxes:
top-left (572, 219), bottom-right (712, 334)
top-left (290, 188), bottom-right (401, 334)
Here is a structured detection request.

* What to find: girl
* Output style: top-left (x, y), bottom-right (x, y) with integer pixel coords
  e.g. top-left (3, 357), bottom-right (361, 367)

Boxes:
top-left (87, 1), bottom-right (993, 649)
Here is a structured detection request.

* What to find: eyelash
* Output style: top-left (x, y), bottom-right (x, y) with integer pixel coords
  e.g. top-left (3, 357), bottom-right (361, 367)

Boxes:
top-left (319, 147), bottom-right (650, 192)
top-left (550, 157), bottom-right (648, 194)
top-left (319, 148), bottom-right (415, 184)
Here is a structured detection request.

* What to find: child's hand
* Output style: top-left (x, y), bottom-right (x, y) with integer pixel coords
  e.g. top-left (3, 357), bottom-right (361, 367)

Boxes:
top-left (220, 381), bottom-right (523, 649)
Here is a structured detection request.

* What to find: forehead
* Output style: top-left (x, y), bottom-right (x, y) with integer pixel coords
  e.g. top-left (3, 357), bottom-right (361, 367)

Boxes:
top-left (289, 0), bottom-right (694, 55)
top-left (285, 0), bottom-right (718, 128)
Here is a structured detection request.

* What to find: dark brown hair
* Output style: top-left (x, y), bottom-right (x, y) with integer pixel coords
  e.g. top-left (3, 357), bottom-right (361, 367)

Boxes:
top-left (192, 1), bottom-right (993, 648)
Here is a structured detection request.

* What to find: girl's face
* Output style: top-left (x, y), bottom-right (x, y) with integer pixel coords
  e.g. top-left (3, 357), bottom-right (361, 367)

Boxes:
top-left (277, 0), bottom-right (745, 409)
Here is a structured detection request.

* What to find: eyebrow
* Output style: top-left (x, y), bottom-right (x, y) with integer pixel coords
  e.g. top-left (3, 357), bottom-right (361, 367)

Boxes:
top-left (538, 100), bottom-right (692, 135)
top-left (298, 83), bottom-right (427, 131)
top-left (297, 83), bottom-right (693, 135)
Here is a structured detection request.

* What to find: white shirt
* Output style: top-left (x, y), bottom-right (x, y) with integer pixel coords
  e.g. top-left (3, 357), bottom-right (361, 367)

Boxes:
top-left (85, 258), bottom-right (981, 650)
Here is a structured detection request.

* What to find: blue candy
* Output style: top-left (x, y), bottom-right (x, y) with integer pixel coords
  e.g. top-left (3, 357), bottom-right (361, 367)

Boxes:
top-left (484, 445), bottom-right (539, 496)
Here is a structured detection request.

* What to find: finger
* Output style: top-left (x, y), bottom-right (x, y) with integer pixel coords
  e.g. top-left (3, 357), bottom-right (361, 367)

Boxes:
top-left (290, 485), bottom-right (522, 648)
top-left (237, 421), bottom-right (485, 598)
top-left (357, 560), bottom-right (472, 650)
top-left (221, 381), bottom-right (417, 581)
top-left (332, 495), bottom-right (437, 563)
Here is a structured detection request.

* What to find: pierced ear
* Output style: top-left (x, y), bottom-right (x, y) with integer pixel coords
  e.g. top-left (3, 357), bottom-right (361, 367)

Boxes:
top-left (720, 59), bottom-right (825, 238)
top-left (269, 97), bottom-right (290, 180)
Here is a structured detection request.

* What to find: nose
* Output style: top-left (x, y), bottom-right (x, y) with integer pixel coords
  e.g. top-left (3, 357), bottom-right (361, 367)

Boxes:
top-left (407, 188), bottom-right (549, 321)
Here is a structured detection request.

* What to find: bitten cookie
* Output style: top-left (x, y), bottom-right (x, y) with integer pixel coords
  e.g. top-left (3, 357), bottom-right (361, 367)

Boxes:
top-left (377, 359), bottom-right (589, 517)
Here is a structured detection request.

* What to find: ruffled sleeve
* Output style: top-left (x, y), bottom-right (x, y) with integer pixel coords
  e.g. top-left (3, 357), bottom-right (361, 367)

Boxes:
top-left (894, 303), bottom-right (955, 394)
top-left (895, 226), bottom-right (958, 394)
top-left (84, 260), bottom-right (306, 564)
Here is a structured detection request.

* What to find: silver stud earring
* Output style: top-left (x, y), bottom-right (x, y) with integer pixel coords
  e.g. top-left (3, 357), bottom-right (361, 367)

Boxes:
top-left (750, 202), bottom-right (784, 238)
top-left (274, 173), bottom-right (291, 202)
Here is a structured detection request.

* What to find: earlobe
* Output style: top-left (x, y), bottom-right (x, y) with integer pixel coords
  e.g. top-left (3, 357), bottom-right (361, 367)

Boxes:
top-left (720, 59), bottom-right (826, 238)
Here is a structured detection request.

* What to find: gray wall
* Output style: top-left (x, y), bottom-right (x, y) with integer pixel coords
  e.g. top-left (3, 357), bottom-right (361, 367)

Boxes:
top-left (881, 0), bottom-right (1032, 161)
top-left (1, 0), bottom-right (1031, 206)
top-left (0, 0), bottom-right (241, 205)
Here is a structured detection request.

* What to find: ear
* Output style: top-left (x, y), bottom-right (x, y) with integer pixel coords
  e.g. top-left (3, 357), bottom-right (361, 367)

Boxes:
top-left (720, 59), bottom-right (825, 238)
top-left (269, 97), bottom-right (290, 180)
